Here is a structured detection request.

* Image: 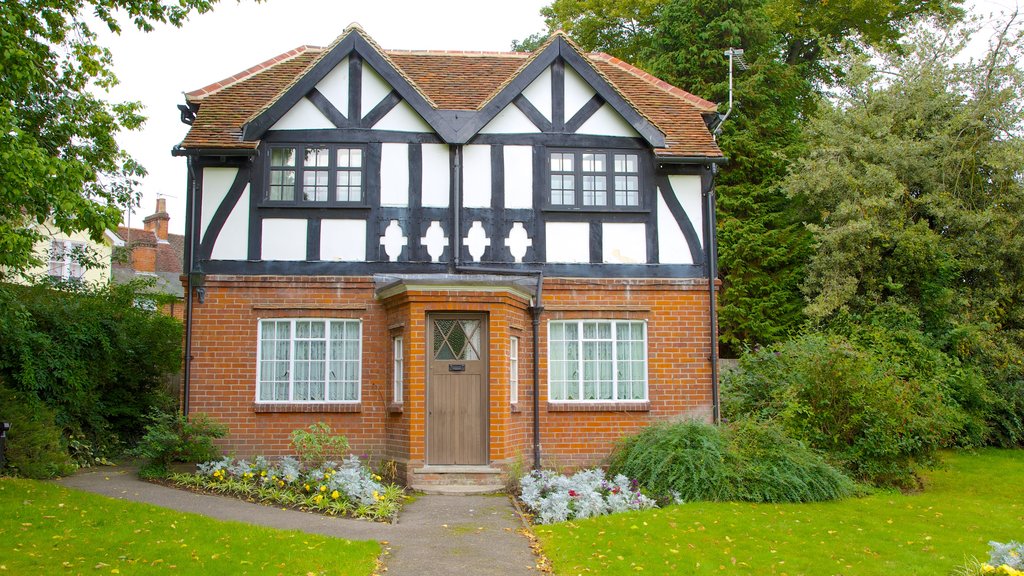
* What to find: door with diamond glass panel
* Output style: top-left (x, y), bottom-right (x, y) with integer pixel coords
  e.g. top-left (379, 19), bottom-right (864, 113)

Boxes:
top-left (427, 314), bottom-right (488, 465)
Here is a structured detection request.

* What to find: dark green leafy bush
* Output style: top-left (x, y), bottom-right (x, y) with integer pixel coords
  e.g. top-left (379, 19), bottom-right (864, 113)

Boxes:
top-left (722, 332), bottom-right (952, 487)
top-left (0, 281), bottom-right (182, 459)
top-left (0, 383), bottom-right (76, 478)
top-left (132, 410), bottom-right (227, 476)
top-left (608, 420), bottom-right (856, 503)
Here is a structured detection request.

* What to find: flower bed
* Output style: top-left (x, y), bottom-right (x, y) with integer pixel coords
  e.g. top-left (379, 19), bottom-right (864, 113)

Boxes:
top-left (519, 468), bottom-right (656, 524)
top-left (168, 454), bottom-right (405, 522)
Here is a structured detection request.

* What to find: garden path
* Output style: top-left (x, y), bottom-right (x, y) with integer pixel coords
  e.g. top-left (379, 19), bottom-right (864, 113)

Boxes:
top-left (56, 466), bottom-right (539, 575)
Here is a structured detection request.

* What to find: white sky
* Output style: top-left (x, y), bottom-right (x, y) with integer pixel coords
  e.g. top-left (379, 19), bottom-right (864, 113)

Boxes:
top-left (98, 0), bottom-right (1017, 234)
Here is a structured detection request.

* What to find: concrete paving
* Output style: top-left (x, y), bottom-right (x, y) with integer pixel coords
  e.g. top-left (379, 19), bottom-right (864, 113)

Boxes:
top-left (56, 465), bottom-right (538, 575)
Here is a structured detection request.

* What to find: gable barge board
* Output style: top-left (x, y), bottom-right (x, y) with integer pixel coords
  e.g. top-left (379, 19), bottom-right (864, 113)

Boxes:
top-left (557, 41), bottom-right (664, 147)
top-left (242, 33), bottom-right (456, 142)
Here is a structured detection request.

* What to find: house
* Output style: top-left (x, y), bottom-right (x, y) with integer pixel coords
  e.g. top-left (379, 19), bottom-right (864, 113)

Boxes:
top-left (112, 198), bottom-right (187, 319)
top-left (12, 222), bottom-right (123, 285)
top-left (173, 26), bottom-right (724, 488)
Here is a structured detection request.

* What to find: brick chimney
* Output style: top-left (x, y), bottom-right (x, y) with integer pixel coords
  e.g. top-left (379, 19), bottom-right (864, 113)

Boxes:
top-left (144, 198), bottom-right (170, 242)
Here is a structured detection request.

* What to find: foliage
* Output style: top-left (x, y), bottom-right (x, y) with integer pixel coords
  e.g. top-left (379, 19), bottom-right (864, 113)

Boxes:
top-left (526, 0), bottom-right (960, 353)
top-left (534, 449), bottom-right (1024, 575)
top-left (0, 478), bottom-right (380, 574)
top-left (289, 422), bottom-right (350, 468)
top-left (0, 383), bottom-right (76, 479)
top-left (785, 21), bottom-right (1024, 446)
top-left (0, 281), bottom-right (182, 458)
top-left (988, 541), bottom-right (1024, 570)
top-left (132, 410), bottom-right (226, 476)
top-left (519, 468), bottom-right (657, 524)
top-left (173, 454), bottom-right (404, 522)
top-left (0, 0), bottom-right (239, 277)
top-left (722, 332), bottom-right (953, 487)
top-left (607, 419), bottom-right (856, 503)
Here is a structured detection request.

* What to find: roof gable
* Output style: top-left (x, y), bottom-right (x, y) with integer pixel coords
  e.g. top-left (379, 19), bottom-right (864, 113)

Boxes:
top-left (242, 25), bottom-right (450, 141)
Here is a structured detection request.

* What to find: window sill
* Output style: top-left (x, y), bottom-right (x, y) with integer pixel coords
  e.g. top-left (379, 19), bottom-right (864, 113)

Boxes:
top-left (387, 402), bottom-right (404, 415)
top-left (547, 401), bottom-right (650, 412)
top-left (510, 403), bottom-right (521, 414)
top-left (257, 203), bottom-right (371, 210)
top-left (253, 403), bottom-right (361, 413)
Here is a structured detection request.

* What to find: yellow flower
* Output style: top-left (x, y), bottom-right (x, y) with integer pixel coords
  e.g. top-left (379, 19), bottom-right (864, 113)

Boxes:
top-left (314, 494), bottom-right (323, 504)
top-left (320, 485), bottom-right (327, 492)
top-left (373, 490), bottom-right (381, 501)
top-left (331, 490), bottom-right (340, 499)
top-left (260, 470), bottom-right (267, 477)
top-left (374, 474), bottom-right (382, 481)
top-left (277, 480), bottom-right (285, 488)
top-left (303, 484), bottom-right (310, 491)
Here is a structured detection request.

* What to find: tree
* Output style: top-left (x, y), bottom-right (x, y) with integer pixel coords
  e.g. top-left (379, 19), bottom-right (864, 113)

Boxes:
top-left (786, 19), bottom-right (1024, 444)
top-left (528, 0), bottom-right (961, 352)
top-left (0, 1), bottom-right (229, 278)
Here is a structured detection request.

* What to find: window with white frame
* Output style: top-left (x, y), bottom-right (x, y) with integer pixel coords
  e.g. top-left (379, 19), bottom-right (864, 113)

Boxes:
top-left (266, 145), bottom-right (364, 203)
top-left (510, 336), bottom-right (519, 404)
top-left (548, 320), bottom-right (647, 401)
top-left (257, 319), bottom-right (361, 402)
top-left (548, 150), bottom-right (642, 208)
top-left (393, 335), bottom-right (404, 403)
top-left (48, 240), bottom-right (86, 280)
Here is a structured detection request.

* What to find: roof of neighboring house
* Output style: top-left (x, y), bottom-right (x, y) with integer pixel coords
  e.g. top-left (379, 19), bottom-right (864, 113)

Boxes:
top-left (112, 226), bottom-right (185, 298)
top-left (181, 30), bottom-right (722, 158)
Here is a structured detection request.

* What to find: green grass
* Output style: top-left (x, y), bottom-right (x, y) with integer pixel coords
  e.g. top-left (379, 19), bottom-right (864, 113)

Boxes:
top-left (536, 449), bottom-right (1024, 575)
top-left (0, 478), bottom-right (380, 574)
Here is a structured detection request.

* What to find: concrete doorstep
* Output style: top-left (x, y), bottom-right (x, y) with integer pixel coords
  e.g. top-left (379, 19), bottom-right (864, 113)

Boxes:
top-left (55, 465), bottom-right (542, 575)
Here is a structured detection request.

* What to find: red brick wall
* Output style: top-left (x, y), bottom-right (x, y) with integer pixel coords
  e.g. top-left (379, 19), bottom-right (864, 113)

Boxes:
top-left (186, 275), bottom-right (713, 476)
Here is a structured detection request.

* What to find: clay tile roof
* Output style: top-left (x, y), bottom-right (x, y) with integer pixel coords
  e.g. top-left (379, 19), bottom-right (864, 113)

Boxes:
top-left (113, 227), bottom-right (184, 275)
top-left (180, 31), bottom-right (721, 158)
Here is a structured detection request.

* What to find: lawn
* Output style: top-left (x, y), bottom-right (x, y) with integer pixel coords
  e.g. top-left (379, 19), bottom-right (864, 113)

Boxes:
top-left (535, 449), bottom-right (1024, 575)
top-left (0, 478), bottom-right (380, 574)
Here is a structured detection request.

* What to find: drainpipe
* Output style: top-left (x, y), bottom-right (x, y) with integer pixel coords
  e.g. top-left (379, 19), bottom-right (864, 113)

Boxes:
top-left (182, 156), bottom-right (198, 416)
top-left (706, 164), bottom-right (720, 424)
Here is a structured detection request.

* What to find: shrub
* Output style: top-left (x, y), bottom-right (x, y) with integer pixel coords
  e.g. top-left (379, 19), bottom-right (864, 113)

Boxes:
top-left (290, 422), bottom-right (349, 467)
top-left (607, 420), bottom-right (856, 503)
top-left (0, 281), bottom-right (182, 457)
top-left (132, 410), bottom-right (226, 476)
top-left (0, 383), bottom-right (76, 478)
top-left (519, 468), bottom-right (656, 524)
top-left (722, 332), bottom-right (951, 487)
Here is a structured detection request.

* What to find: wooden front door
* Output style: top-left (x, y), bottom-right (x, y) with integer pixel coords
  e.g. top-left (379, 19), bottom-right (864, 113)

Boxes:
top-left (427, 314), bottom-right (488, 465)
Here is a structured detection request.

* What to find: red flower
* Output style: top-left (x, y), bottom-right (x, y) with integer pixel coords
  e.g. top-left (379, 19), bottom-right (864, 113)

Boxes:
top-left (611, 486), bottom-right (621, 494)
top-left (568, 490), bottom-right (578, 497)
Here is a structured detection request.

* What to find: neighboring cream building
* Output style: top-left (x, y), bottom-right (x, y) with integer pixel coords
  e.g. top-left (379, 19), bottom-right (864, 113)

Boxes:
top-left (17, 222), bottom-right (123, 285)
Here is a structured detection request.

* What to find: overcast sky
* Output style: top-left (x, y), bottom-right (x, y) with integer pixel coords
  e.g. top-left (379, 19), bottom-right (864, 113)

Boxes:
top-left (98, 0), bottom-right (1017, 234)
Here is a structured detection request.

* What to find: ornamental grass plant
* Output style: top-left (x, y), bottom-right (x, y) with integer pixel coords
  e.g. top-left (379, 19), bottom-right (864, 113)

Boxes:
top-left (607, 420), bottom-right (857, 504)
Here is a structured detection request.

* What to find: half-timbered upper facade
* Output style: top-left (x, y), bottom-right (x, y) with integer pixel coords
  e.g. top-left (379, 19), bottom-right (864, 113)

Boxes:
top-left (176, 26), bottom-right (723, 488)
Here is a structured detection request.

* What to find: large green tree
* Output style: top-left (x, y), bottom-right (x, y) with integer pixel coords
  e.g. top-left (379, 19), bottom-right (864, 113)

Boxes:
top-left (786, 21), bottom-right (1024, 444)
top-left (0, 1), bottom-right (228, 278)
top-left (520, 0), bottom-right (961, 352)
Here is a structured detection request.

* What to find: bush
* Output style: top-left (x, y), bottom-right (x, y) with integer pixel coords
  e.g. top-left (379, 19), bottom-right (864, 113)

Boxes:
top-left (722, 332), bottom-right (951, 487)
top-left (607, 420), bottom-right (856, 503)
top-left (290, 422), bottom-right (349, 467)
top-left (0, 281), bottom-right (182, 457)
top-left (0, 383), bottom-right (76, 478)
top-left (132, 410), bottom-right (226, 476)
